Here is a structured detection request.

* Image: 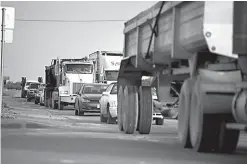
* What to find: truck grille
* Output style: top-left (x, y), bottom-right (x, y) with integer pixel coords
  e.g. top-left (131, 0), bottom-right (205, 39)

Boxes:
top-left (73, 83), bottom-right (83, 94)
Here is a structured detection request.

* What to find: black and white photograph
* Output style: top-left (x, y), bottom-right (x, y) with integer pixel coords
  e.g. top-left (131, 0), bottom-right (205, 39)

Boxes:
top-left (1, 1), bottom-right (247, 164)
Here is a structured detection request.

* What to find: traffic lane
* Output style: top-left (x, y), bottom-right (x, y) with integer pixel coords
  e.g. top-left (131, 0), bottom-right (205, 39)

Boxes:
top-left (2, 129), bottom-right (247, 164)
top-left (4, 93), bottom-right (247, 150)
top-left (12, 97), bottom-right (99, 116)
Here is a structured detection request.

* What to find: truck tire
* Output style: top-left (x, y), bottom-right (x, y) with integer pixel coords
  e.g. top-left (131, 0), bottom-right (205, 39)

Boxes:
top-left (137, 86), bottom-right (153, 134)
top-left (51, 93), bottom-right (58, 109)
top-left (122, 85), bottom-right (138, 134)
top-left (189, 78), bottom-right (220, 152)
top-left (217, 115), bottom-right (240, 154)
top-left (44, 92), bottom-right (49, 107)
top-left (58, 99), bottom-right (64, 110)
top-left (21, 91), bottom-right (25, 98)
top-left (100, 114), bottom-right (107, 123)
top-left (178, 78), bottom-right (195, 149)
top-left (117, 86), bottom-right (124, 131)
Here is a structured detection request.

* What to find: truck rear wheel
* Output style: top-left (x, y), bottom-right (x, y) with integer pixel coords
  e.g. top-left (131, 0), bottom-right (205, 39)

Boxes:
top-left (137, 86), bottom-right (153, 134)
top-left (122, 85), bottom-right (138, 134)
top-left (178, 78), bottom-right (195, 149)
top-left (190, 79), bottom-right (221, 152)
top-left (217, 115), bottom-right (240, 154)
top-left (44, 91), bottom-right (49, 107)
top-left (51, 93), bottom-right (58, 109)
top-left (190, 78), bottom-right (240, 154)
top-left (117, 86), bottom-right (124, 131)
top-left (58, 99), bottom-right (64, 110)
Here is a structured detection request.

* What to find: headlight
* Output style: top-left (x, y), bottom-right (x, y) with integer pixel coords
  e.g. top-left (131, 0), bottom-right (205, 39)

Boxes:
top-left (109, 101), bottom-right (117, 107)
top-left (60, 91), bottom-right (68, 94)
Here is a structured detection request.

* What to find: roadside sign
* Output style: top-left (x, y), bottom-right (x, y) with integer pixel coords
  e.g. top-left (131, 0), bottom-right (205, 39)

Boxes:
top-left (0, 7), bottom-right (15, 43)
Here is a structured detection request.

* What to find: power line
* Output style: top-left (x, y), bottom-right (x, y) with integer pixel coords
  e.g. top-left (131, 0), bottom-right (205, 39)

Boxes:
top-left (15, 19), bottom-right (127, 23)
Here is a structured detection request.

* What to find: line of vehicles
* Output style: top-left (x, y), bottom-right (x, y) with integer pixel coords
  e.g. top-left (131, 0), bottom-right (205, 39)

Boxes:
top-left (19, 1), bottom-right (247, 156)
top-left (20, 50), bottom-right (179, 125)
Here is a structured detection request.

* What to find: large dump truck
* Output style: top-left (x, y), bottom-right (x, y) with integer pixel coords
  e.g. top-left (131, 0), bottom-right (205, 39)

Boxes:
top-left (117, 1), bottom-right (247, 154)
top-left (88, 51), bottom-right (123, 84)
top-left (44, 57), bottom-right (94, 110)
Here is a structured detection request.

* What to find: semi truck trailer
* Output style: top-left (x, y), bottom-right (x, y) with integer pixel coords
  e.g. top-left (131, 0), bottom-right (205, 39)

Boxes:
top-left (89, 51), bottom-right (123, 84)
top-left (117, 1), bottom-right (247, 154)
top-left (44, 57), bottom-right (94, 110)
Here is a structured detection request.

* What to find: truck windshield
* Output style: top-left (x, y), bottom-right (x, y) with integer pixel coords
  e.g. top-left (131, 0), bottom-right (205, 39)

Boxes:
top-left (101, 53), bottom-right (123, 56)
top-left (105, 71), bottom-right (118, 81)
top-left (29, 83), bottom-right (40, 89)
top-left (83, 85), bottom-right (108, 94)
top-left (26, 82), bottom-right (31, 86)
top-left (66, 64), bottom-right (93, 74)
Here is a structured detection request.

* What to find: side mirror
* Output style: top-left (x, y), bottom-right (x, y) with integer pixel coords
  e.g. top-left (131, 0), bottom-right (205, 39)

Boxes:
top-left (102, 92), bottom-right (107, 96)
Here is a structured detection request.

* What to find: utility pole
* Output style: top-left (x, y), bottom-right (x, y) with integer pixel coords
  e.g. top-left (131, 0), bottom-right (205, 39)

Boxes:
top-left (0, 6), bottom-right (5, 110)
top-left (0, 6), bottom-right (15, 110)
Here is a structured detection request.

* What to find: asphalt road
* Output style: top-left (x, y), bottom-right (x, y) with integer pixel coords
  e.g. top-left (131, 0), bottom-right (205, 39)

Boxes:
top-left (2, 89), bottom-right (247, 164)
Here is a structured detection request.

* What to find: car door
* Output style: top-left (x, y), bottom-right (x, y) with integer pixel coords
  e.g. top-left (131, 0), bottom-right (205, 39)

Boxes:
top-left (101, 84), bottom-right (112, 114)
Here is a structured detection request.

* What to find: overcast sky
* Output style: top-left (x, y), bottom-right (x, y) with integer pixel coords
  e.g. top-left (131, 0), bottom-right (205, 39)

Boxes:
top-left (2, 1), bottom-right (157, 82)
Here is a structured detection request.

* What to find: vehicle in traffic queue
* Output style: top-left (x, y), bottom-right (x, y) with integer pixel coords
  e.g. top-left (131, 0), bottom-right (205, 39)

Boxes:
top-left (34, 84), bottom-right (46, 104)
top-left (152, 88), bottom-right (165, 125)
top-left (99, 82), bottom-right (118, 124)
top-left (74, 83), bottom-right (108, 116)
top-left (26, 83), bottom-right (41, 102)
top-left (39, 86), bottom-right (46, 106)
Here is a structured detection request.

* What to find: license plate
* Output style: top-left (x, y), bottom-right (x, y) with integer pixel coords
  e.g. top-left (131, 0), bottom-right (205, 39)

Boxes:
top-left (97, 104), bottom-right (100, 108)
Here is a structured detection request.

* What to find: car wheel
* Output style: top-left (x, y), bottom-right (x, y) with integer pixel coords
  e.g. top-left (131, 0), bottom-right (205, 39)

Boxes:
top-left (107, 106), bottom-right (117, 124)
top-left (100, 114), bottom-right (107, 123)
top-left (75, 110), bottom-right (78, 116)
top-left (78, 110), bottom-right (84, 116)
top-left (75, 101), bottom-right (79, 116)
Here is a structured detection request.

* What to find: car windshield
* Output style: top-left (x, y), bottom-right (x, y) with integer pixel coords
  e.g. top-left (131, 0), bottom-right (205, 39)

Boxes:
top-left (29, 83), bottom-right (40, 89)
top-left (83, 85), bottom-right (108, 94)
top-left (110, 84), bottom-right (117, 94)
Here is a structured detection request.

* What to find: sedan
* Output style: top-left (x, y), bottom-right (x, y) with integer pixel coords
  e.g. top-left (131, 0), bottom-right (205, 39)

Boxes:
top-left (99, 82), bottom-right (118, 124)
top-left (75, 83), bottom-right (108, 116)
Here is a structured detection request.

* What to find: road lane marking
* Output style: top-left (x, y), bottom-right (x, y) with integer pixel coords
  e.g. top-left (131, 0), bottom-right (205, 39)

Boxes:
top-left (60, 159), bottom-right (75, 164)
